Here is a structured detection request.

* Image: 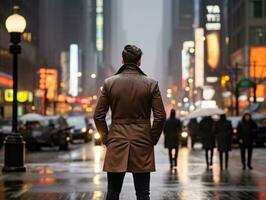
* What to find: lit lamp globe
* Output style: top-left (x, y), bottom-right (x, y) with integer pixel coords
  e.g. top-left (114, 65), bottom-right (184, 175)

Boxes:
top-left (5, 6), bottom-right (26, 43)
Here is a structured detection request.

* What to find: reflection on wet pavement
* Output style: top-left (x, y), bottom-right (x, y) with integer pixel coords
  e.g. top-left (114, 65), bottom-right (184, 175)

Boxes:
top-left (0, 140), bottom-right (266, 199)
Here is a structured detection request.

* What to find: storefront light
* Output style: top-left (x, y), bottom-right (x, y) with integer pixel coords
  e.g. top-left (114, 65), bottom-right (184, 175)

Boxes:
top-left (4, 89), bottom-right (32, 103)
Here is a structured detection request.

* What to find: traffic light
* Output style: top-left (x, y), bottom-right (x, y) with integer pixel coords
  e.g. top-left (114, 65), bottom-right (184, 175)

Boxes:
top-left (221, 75), bottom-right (230, 87)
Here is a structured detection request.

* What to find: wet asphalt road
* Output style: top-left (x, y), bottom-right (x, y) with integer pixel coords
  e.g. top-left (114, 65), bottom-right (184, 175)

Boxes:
top-left (0, 139), bottom-right (266, 200)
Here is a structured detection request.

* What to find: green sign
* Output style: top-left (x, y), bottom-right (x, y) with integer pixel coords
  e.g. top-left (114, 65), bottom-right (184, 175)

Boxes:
top-left (238, 78), bottom-right (254, 88)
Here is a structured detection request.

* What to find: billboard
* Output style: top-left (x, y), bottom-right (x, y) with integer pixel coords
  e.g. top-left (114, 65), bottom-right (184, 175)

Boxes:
top-left (206, 32), bottom-right (220, 69)
top-left (69, 44), bottom-right (79, 97)
top-left (203, 0), bottom-right (223, 78)
top-left (181, 41), bottom-right (194, 88)
top-left (39, 68), bottom-right (58, 100)
top-left (195, 28), bottom-right (204, 87)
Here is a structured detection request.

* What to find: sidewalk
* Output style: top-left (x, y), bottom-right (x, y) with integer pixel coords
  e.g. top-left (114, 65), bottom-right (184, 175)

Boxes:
top-left (1, 141), bottom-right (266, 199)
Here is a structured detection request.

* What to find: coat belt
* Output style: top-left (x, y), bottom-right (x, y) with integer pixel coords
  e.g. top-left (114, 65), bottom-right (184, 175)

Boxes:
top-left (112, 118), bottom-right (150, 124)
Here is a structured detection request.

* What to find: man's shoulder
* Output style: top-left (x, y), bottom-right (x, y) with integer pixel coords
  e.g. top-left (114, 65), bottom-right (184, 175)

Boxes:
top-left (104, 74), bottom-right (158, 85)
top-left (104, 75), bottom-right (119, 83)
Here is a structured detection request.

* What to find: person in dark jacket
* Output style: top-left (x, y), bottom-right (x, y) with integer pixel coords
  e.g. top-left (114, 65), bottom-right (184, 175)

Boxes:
top-left (163, 109), bottom-right (182, 169)
top-left (237, 113), bottom-right (258, 170)
top-left (199, 116), bottom-right (215, 169)
top-left (214, 114), bottom-right (232, 170)
top-left (187, 118), bottom-right (200, 149)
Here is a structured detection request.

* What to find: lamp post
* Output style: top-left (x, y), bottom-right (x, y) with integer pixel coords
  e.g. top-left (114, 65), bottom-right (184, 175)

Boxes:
top-left (3, 6), bottom-right (27, 172)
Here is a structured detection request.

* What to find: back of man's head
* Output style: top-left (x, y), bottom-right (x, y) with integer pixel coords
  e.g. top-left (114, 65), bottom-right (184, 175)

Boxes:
top-left (122, 45), bottom-right (142, 65)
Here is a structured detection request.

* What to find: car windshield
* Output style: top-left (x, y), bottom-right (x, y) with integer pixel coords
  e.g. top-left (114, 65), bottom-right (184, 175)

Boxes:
top-left (255, 117), bottom-right (266, 127)
top-left (67, 116), bottom-right (86, 129)
top-left (25, 121), bottom-right (42, 129)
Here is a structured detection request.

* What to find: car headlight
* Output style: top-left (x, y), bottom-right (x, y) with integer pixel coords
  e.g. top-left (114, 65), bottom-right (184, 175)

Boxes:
top-left (94, 132), bottom-right (101, 140)
top-left (181, 131), bottom-right (188, 138)
top-left (81, 127), bottom-right (87, 133)
top-left (89, 128), bottom-right (94, 134)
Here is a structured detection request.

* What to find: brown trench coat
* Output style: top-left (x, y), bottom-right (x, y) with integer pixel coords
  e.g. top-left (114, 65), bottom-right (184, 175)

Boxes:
top-left (94, 64), bottom-right (166, 173)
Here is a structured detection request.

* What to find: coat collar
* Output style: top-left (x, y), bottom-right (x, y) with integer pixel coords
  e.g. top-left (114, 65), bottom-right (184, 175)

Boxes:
top-left (115, 63), bottom-right (147, 76)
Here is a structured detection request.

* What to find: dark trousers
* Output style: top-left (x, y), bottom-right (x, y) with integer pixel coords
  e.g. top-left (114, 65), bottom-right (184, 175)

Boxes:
top-left (205, 148), bottom-right (214, 167)
top-left (168, 147), bottom-right (178, 167)
top-left (106, 172), bottom-right (150, 200)
top-left (219, 151), bottom-right (229, 170)
top-left (240, 146), bottom-right (253, 167)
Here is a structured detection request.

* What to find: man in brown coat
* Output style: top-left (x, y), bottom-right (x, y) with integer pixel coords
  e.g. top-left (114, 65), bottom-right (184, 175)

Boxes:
top-left (94, 44), bottom-right (166, 200)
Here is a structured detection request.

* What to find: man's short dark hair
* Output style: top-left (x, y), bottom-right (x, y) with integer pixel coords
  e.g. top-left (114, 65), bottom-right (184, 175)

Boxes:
top-left (122, 45), bottom-right (142, 64)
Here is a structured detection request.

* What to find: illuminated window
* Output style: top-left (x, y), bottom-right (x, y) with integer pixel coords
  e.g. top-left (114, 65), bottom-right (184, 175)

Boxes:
top-left (249, 27), bottom-right (266, 45)
top-left (22, 32), bottom-right (32, 42)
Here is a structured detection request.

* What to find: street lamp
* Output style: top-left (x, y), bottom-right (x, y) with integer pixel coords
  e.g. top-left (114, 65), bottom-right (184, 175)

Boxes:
top-left (3, 6), bottom-right (27, 172)
top-left (91, 73), bottom-right (97, 79)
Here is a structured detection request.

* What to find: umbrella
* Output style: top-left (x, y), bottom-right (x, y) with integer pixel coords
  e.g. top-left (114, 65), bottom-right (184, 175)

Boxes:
top-left (19, 113), bottom-right (45, 122)
top-left (188, 107), bottom-right (225, 119)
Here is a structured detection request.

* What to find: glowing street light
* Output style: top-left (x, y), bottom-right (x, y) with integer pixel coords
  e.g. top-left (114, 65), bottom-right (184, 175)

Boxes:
top-left (166, 93), bottom-right (172, 98)
top-left (188, 78), bottom-right (193, 83)
top-left (167, 88), bottom-right (172, 94)
top-left (171, 99), bottom-right (176, 105)
top-left (185, 86), bottom-right (190, 91)
top-left (91, 73), bottom-right (97, 79)
top-left (183, 97), bottom-right (189, 103)
top-left (77, 72), bottom-right (82, 77)
top-left (189, 48), bottom-right (195, 54)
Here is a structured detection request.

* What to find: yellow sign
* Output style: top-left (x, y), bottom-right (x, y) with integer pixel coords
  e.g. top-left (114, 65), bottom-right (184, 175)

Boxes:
top-left (4, 89), bottom-right (33, 103)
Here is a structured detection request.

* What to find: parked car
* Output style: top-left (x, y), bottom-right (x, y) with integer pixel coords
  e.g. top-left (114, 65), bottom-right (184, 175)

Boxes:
top-left (253, 114), bottom-right (266, 146)
top-left (66, 115), bottom-right (93, 142)
top-left (21, 115), bottom-right (72, 151)
top-left (0, 120), bottom-right (14, 147)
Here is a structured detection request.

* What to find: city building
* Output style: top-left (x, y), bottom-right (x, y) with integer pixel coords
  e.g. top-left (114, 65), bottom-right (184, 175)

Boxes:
top-left (38, 0), bottom-right (97, 97)
top-left (168, 0), bottom-right (194, 98)
top-left (228, 0), bottom-right (266, 113)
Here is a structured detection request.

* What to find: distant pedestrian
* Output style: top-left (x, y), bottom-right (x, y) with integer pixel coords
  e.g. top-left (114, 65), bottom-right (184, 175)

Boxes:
top-left (163, 109), bottom-right (182, 169)
top-left (237, 113), bottom-right (258, 170)
top-left (199, 116), bottom-right (215, 169)
top-left (94, 44), bottom-right (166, 200)
top-left (187, 118), bottom-right (200, 149)
top-left (214, 114), bottom-right (232, 170)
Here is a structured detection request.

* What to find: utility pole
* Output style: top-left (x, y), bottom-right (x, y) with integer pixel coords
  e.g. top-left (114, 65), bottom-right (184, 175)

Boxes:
top-left (234, 62), bottom-right (239, 116)
top-left (253, 61), bottom-right (257, 103)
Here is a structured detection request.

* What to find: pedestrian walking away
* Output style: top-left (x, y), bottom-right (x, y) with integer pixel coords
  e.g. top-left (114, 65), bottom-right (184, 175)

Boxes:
top-left (94, 44), bottom-right (166, 200)
top-left (199, 116), bottom-right (215, 170)
top-left (163, 109), bottom-right (182, 169)
top-left (214, 114), bottom-right (233, 170)
top-left (237, 113), bottom-right (258, 170)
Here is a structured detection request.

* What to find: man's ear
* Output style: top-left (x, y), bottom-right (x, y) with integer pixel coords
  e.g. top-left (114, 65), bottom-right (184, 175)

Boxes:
top-left (121, 57), bottom-right (124, 64)
top-left (137, 59), bottom-right (141, 66)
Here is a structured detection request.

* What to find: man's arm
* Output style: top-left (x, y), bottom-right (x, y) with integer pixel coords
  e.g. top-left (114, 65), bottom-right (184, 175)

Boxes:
top-left (93, 81), bottom-right (109, 145)
top-left (151, 82), bottom-right (166, 145)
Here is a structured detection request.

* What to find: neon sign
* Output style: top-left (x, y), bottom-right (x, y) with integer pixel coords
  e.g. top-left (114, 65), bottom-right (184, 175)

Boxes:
top-left (205, 5), bottom-right (221, 31)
